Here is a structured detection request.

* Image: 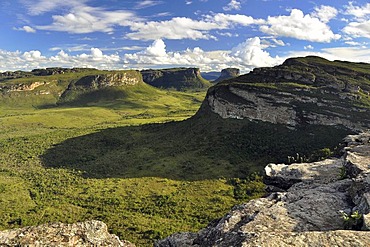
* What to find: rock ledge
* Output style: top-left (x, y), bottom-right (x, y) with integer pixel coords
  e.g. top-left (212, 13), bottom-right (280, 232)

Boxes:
top-left (156, 131), bottom-right (370, 246)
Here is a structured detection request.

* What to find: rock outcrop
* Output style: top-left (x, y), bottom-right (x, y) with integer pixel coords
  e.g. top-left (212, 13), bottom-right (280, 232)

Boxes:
top-left (204, 56), bottom-right (370, 131)
top-left (214, 68), bottom-right (240, 83)
top-left (156, 131), bottom-right (370, 246)
top-left (0, 81), bottom-right (50, 93)
top-left (60, 71), bottom-right (142, 102)
top-left (141, 68), bottom-right (210, 90)
top-left (0, 220), bottom-right (135, 247)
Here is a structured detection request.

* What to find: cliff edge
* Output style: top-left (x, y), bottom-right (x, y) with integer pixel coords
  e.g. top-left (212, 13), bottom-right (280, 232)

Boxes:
top-left (156, 131), bottom-right (370, 246)
top-left (203, 56), bottom-right (370, 131)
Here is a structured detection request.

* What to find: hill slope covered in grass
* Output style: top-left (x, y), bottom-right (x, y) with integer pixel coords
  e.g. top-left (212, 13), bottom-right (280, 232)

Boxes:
top-left (1, 56), bottom-right (370, 246)
top-left (0, 68), bottom-right (263, 246)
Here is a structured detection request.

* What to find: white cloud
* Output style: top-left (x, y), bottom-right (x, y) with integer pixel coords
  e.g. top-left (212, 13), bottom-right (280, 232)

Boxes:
top-left (13, 25), bottom-right (36, 33)
top-left (22, 0), bottom-right (88, 15)
top-left (211, 13), bottom-right (265, 26)
top-left (260, 9), bottom-right (341, 42)
top-left (0, 48), bottom-right (121, 72)
top-left (223, 0), bottom-right (241, 11)
top-left (185, 0), bottom-right (192, 5)
top-left (135, 0), bottom-right (163, 9)
top-left (35, 5), bottom-right (138, 33)
top-left (312, 5), bottom-right (338, 23)
top-left (126, 13), bottom-right (262, 41)
top-left (343, 19), bottom-right (370, 39)
top-left (304, 45), bottom-right (314, 50)
top-left (123, 37), bottom-right (282, 72)
top-left (344, 2), bottom-right (370, 20)
top-left (144, 39), bottom-right (167, 57)
top-left (126, 17), bottom-right (221, 40)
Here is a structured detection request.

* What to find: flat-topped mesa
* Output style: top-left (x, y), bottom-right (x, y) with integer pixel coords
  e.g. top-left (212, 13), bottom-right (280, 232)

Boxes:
top-left (59, 71), bottom-right (142, 102)
top-left (214, 68), bottom-right (240, 83)
top-left (68, 72), bottom-right (141, 90)
top-left (141, 68), bottom-right (210, 90)
top-left (156, 132), bottom-right (370, 247)
top-left (202, 56), bottom-right (370, 131)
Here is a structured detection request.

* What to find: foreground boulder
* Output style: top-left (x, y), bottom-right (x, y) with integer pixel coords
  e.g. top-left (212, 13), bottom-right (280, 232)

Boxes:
top-left (0, 220), bottom-right (134, 247)
top-left (156, 131), bottom-right (370, 246)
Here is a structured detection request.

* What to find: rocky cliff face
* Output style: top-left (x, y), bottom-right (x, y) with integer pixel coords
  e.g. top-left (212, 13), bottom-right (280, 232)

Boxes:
top-left (204, 56), bottom-right (370, 131)
top-left (0, 220), bottom-right (134, 247)
top-left (141, 68), bottom-right (210, 90)
top-left (156, 131), bottom-right (370, 246)
top-left (214, 68), bottom-right (240, 83)
top-left (60, 71), bottom-right (142, 101)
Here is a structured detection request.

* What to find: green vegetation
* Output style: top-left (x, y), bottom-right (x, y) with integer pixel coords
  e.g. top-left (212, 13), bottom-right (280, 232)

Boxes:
top-left (0, 69), bottom-right (264, 246)
top-left (340, 210), bottom-right (363, 230)
top-left (1, 58), bottom-right (367, 245)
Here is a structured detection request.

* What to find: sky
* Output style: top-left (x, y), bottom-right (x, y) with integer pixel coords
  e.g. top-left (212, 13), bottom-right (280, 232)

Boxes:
top-left (1, 0), bottom-right (370, 73)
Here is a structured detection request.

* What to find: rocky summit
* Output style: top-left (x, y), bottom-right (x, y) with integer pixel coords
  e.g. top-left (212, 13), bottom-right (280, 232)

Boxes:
top-left (204, 56), bottom-right (370, 131)
top-left (155, 131), bottom-right (370, 247)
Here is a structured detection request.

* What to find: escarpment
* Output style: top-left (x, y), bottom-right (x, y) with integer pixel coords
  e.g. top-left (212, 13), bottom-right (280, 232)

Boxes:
top-left (203, 56), bottom-right (370, 131)
top-left (141, 68), bottom-right (210, 90)
top-left (156, 131), bottom-right (370, 246)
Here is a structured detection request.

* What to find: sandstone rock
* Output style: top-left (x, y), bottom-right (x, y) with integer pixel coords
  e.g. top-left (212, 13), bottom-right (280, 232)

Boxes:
top-left (156, 132), bottom-right (370, 246)
top-left (0, 220), bottom-right (134, 247)
top-left (204, 56), bottom-right (370, 131)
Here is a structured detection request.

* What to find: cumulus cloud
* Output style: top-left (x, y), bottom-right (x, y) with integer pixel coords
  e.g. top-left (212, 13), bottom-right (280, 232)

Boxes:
top-left (259, 9), bottom-right (341, 42)
top-left (124, 38), bottom-right (282, 72)
top-left (312, 5), bottom-right (338, 23)
top-left (223, 0), bottom-right (241, 11)
top-left (0, 48), bottom-right (120, 72)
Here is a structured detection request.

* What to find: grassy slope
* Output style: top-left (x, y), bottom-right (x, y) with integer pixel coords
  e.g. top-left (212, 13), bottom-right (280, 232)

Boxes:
top-left (0, 74), bottom-right (264, 246)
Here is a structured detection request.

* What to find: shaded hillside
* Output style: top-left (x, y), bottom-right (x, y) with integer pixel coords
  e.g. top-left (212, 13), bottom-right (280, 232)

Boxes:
top-left (41, 108), bottom-right (349, 180)
top-left (40, 56), bottom-right (370, 180)
top-left (141, 68), bottom-right (211, 90)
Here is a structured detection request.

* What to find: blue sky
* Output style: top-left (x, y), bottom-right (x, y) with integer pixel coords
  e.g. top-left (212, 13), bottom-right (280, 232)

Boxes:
top-left (1, 0), bottom-right (370, 72)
